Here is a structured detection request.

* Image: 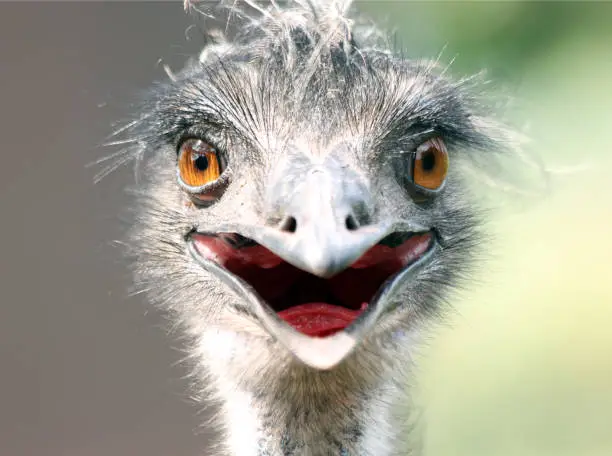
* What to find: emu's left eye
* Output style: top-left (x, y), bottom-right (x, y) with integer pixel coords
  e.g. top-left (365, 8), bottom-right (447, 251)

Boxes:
top-left (411, 137), bottom-right (449, 191)
top-left (177, 138), bottom-right (223, 189)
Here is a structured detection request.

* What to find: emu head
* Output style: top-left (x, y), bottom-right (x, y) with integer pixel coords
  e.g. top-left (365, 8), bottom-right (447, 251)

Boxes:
top-left (117, 1), bottom-right (509, 387)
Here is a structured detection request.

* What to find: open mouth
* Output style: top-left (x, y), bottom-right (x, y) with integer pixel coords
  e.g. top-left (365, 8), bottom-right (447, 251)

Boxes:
top-left (190, 231), bottom-right (435, 337)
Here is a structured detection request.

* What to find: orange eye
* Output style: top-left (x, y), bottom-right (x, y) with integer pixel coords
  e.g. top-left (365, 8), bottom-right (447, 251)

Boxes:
top-left (412, 137), bottom-right (449, 190)
top-left (178, 139), bottom-right (223, 188)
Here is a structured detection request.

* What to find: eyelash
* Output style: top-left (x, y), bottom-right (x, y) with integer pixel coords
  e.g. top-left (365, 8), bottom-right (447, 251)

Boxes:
top-left (173, 118), bottom-right (228, 147)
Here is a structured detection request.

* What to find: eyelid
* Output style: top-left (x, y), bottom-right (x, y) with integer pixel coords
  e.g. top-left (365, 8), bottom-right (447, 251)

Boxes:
top-left (174, 121), bottom-right (227, 150)
top-left (177, 168), bottom-right (231, 193)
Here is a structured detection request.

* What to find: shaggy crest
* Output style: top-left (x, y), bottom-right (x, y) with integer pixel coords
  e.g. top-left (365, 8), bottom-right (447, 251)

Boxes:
top-left (96, 0), bottom-right (524, 187)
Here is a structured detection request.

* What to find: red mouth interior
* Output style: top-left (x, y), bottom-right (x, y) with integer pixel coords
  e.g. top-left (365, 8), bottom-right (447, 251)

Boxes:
top-left (192, 232), bottom-right (432, 337)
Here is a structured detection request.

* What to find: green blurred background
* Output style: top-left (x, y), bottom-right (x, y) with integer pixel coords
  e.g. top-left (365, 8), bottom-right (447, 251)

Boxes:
top-left (359, 2), bottom-right (612, 455)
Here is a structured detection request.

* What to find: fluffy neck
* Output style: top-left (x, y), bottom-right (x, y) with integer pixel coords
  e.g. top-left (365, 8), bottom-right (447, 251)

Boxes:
top-left (198, 329), bottom-right (419, 456)
top-left (220, 381), bottom-right (408, 456)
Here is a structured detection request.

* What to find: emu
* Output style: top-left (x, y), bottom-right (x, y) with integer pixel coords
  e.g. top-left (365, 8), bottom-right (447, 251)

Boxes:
top-left (108, 1), bottom-right (518, 454)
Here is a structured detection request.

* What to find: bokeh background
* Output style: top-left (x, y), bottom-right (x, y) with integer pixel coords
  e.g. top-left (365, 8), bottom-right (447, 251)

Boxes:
top-left (0, 2), bottom-right (610, 456)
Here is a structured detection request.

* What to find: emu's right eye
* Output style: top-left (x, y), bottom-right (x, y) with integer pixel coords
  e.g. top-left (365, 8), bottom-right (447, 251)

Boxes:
top-left (177, 138), bottom-right (223, 189)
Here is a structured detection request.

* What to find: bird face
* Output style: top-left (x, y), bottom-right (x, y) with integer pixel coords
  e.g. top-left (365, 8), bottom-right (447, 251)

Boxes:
top-left (128, 21), bottom-right (493, 372)
top-left (183, 134), bottom-right (446, 369)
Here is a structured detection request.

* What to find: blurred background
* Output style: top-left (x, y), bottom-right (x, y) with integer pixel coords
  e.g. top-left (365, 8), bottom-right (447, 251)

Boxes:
top-left (0, 2), bottom-right (610, 456)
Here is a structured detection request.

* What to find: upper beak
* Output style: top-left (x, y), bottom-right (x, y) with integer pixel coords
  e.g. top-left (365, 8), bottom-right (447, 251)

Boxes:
top-left (246, 163), bottom-right (389, 278)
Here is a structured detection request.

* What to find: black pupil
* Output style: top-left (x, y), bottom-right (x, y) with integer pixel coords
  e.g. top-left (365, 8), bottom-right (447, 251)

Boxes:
top-left (194, 154), bottom-right (209, 171)
top-left (421, 150), bottom-right (436, 172)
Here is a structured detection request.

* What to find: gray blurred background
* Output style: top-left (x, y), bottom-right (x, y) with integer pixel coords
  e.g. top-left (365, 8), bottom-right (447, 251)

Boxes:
top-left (1, 2), bottom-right (611, 456)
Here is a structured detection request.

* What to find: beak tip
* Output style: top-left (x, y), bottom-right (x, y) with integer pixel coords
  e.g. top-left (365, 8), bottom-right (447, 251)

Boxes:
top-left (298, 254), bottom-right (346, 279)
top-left (287, 331), bottom-right (358, 370)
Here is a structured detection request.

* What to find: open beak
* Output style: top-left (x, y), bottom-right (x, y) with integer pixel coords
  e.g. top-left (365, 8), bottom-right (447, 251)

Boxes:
top-left (187, 158), bottom-right (438, 369)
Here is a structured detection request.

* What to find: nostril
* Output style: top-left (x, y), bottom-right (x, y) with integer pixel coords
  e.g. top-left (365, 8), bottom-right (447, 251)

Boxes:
top-left (279, 216), bottom-right (298, 233)
top-left (345, 214), bottom-right (359, 231)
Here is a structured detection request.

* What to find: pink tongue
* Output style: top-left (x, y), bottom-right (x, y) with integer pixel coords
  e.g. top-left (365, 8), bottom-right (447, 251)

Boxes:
top-left (278, 303), bottom-right (367, 337)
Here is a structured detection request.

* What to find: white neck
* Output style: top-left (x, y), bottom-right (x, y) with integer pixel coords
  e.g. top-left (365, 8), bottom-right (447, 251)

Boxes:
top-left (198, 329), bottom-right (418, 456)
top-left (220, 381), bottom-right (408, 456)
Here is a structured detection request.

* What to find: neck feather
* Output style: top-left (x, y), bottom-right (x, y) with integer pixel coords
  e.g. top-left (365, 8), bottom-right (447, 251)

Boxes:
top-left (198, 329), bottom-right (419, 456)
top-left (221, 378), bottom-right (412, 456)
